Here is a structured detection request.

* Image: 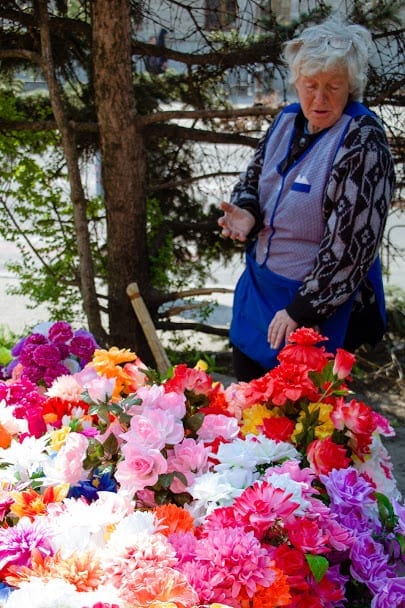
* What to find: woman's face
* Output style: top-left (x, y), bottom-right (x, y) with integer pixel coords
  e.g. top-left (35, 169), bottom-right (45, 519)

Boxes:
top-left (295, 67), bottom-right (350, 133)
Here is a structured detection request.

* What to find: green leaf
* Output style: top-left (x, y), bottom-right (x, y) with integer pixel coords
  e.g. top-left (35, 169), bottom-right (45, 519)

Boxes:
top-left (184, 412), bottom-right (205, 433)
top-left (159, 473), bottom-right (175, 489)
top-left (0, 346), bottom-right (11, 365)
top-left (305, 554), bottom-right (329, 582)
top-left (375, 492), bottom-right (397, 531)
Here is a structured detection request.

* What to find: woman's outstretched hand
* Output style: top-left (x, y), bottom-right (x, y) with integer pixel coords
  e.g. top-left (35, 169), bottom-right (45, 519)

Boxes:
top-left (268, 309), bottom-right (298, 350)
top-left (218, 202), bottom-right (255, 242)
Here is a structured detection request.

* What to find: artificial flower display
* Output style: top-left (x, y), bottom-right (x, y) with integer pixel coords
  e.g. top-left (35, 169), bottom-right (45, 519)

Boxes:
top-left (0, 322), bottom-right (403, 608)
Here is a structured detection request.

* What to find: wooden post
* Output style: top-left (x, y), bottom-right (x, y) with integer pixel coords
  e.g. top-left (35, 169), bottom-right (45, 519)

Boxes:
top-left (126, 282), bottom-right (171, 376)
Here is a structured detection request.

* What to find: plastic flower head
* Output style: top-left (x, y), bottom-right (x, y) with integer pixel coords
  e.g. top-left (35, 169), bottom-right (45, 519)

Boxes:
top-left (2, 578), bottom-right (125, 608)
top-left (163, 362), bottom-right (213, 395)
top-left (187, 470), bottom-right (248, 524)
top-left (154, 503), bottom-right (195, 537)
top-left (42, 431), bottom-right (89, 485)
top-left (166, 437), bottom-right (210, 493)
top-left (320, 467), bottom-right (376, 514)
top-left (6, 322), bottom-right (98, 389)
top-left (104, 510), bottom-right (159, 555)
top-left (44, 492), bottom-right (133, 558)
top-left (9, 485), bottom-right (69, 520)
top-left (262, 470), bottom-right (311, 516)
top-left (109, 564), bottom-right (199, 607)
top-left (115, 442), bottom-right (167, 498)
top-left (277, 326), bottom-right (332, 371)
top-left (306, 436), bottom-right (351, 475)
top-left (350, 531), bottom-right (393, 591)
top-left (0, 516), bottom-right (54, 577)
top-left (88, 347), bottom-right (138, 399)
top-left (215, 434), bottom-right (300, 472)
top-left (232, 479), bottom-right (301, 539)
top-left (354, 434), bottom-right (401, 500)
top-left (246, 361), bottom-right (319, 407)
top-left (197, 413), bottom-right (239, 443)
top-left (126, 405), bottom-right (185, 449)
top-left (0, 435), bottom-right (50, 486)
top-left (73, 366), bottom-right (116, 404)
top-left (332, 348), bottom-right (356, 379)
top-left (179, 525), bottom-right (279, 606)
top-left (46, 374), bottom-right (84, 402)
top-left (133, 383), bottom-right (186, 420)
top-left (372, 576), bottom-right (405, 608)
top-left (240, 403), bottom-right (275, 437)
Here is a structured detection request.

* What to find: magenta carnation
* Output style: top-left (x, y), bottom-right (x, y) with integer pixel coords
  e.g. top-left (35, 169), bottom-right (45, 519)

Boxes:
top-left (47, 321), bottom-right (74, 344)
top-left (0, 517), bottom-right (54, 574)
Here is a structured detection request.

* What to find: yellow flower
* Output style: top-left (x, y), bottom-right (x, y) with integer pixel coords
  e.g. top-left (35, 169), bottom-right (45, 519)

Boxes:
top-left (312, 402), bottom-right (334, 439)
top-left (10, 485), bottom-right (69, 520)
top-left (292, 402), bottom-right (334, 441)
top-left (50, 426), bottom-right (70, 451)
top-left (241, 404), bottom-right (275, 436)
top-left (90, 347), bottom-right (138, 399)
top-left (195, 359), bottom-right (208, 371)
top-left (91, 346), bottom-right (137, 372)
top-left (51, 426), bottom-right (70, 452)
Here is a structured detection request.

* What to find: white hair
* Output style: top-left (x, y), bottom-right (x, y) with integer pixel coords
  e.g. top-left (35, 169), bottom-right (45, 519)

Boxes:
top-left (283, 18), bottom-right (372, 101)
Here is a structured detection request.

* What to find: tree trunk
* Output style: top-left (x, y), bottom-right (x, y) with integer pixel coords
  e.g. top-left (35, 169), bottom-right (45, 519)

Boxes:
top-left (37, 0), bottom-right (107, 346)
top-left (91, 0), bottom-right (154, 364)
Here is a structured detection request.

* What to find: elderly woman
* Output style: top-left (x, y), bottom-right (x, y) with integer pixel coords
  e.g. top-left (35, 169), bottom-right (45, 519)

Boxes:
top-left (218, 18), bottom-right (395, 382)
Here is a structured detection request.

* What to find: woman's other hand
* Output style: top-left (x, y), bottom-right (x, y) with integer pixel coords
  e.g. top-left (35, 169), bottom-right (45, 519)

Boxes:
top-left (268, 309), bottom-right (298, 350)
top-left (218, 202), bottom-right (255, 242)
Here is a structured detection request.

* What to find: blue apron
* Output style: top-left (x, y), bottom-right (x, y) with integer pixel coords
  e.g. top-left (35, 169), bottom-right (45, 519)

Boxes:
top-left (229, 246), bottom-right (384, 370)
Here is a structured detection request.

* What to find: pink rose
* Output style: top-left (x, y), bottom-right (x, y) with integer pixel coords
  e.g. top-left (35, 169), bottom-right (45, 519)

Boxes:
top-left (116, 444), bottom-right (167, 495)
top-left (141, 407), bottom-right (184, 446)
top-left (166, 438), bottom-right (209, 492)
top-left (56, 432), bottom-right (88, 484)
top-left (197, 413), bottom-right (239, 442)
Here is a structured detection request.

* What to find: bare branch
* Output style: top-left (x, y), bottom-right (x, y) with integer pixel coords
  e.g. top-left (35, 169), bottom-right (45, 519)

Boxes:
top-left (156, 320), bottom-right (229, 337)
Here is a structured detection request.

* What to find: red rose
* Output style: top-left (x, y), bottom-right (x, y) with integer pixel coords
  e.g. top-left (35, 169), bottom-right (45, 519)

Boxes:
top-left (332, 348), bottom-right (356, 379)
top-left (262, 416), bottom-right (295, 442)
top-left (306, 437), bottom-right (351, 475)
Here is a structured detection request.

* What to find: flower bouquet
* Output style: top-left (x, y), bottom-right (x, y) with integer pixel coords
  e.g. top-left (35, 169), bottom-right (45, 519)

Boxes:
top-left (0, 321), bottom-right (403, 608)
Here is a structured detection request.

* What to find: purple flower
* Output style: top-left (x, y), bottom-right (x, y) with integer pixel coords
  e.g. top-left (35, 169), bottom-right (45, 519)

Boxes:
top-left (22, 333), bottom-right (48, 348)
top-left (350, 532), bottom-right (393, 591)
top-left (22, 364), bottom-right (46, 385)
top-left (5, 359), bottom-right (18, 378)
top-left (321, 467), bottom-right (375, 509)
top-left (32, 343), bottom-right (61, 367)
top-left (371, 576), bottom-right (405, 608)
top-left (0, 517), bottom-right (54, 572)
top-left (10, 336), bottom-right (27, 357)
top-left (43, 362), bottom-right (71, 387)
top-left (48, 321), bottom-right (74, 344)
top-left (56, 343), bottom-right (70, 360)
top-left (393, 500), bottom-right (405, 537)
top-left (18, 342), bottom-right (42, 367)
top-left (70, 331), bottom-right (98, 362)
top-left (336, 506), bottom-right (379, 536)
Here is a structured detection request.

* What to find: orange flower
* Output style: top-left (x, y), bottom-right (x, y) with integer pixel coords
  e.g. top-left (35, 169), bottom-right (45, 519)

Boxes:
top-left (10, 485), bottom-right (69, 520)
top-left (0, 423), bottom-right (12, 449)
top-left (154, 503), bottom-right (195, 536)
top-left (90, 347), bottom-right (138, 398)
top-left (248, 567), bottom-right (291, 607)
top-left (6, 549), bottom-right (103, 592)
